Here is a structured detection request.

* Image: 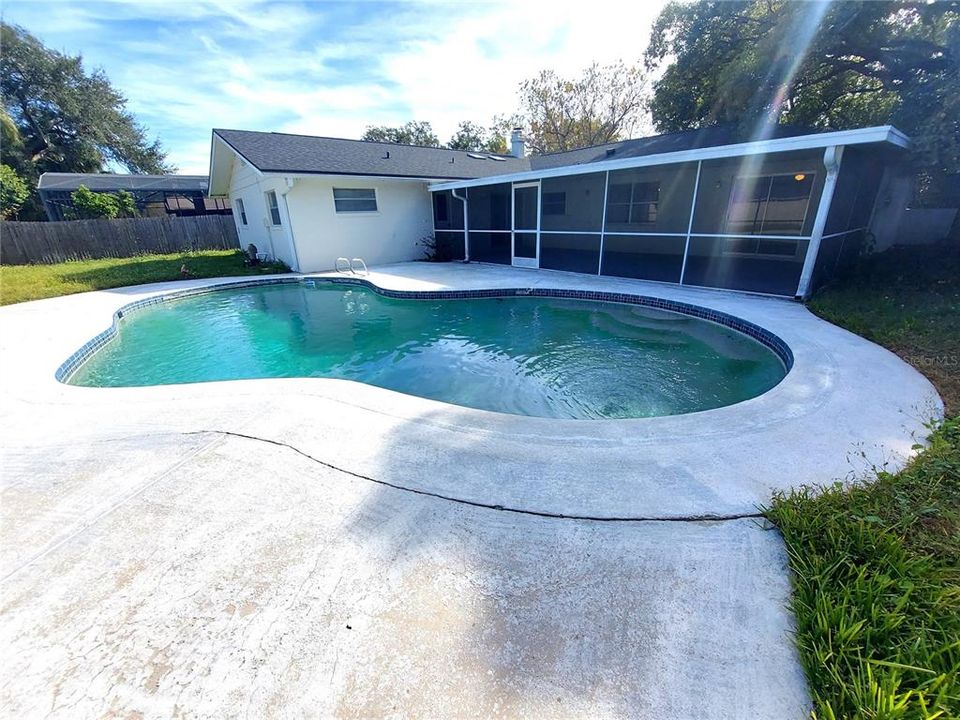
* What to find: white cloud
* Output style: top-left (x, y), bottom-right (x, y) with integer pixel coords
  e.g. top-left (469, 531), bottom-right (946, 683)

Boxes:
top-left (3, 0), bottom-right (668, 172)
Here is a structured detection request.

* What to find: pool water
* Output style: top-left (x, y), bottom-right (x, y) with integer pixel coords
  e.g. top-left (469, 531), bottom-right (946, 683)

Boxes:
top-left (69, 283), bottom-right (787, 419)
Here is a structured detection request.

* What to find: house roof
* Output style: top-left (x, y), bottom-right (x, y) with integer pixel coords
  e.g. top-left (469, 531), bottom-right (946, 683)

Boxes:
top-left (212, 129), bottom-right (528, 180)
top-left (38, 173), bottom-right (209, 193)
top-left (208, 123), bottom-right (908, 195)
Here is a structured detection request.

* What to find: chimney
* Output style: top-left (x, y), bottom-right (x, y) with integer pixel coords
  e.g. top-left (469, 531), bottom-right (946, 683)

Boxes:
top-left (510, 127), bottom-right (526, 158)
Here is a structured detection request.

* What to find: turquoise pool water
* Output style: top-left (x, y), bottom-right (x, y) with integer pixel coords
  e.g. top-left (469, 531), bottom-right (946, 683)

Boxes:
top-left (69, 283), bottom-right (787, 419)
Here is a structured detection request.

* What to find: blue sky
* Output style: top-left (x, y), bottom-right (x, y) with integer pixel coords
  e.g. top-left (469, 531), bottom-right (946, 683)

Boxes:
top-left (2, 0), bottom-right (666, 173)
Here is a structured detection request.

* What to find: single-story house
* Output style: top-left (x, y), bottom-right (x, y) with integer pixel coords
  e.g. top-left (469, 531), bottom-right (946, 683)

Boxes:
top-left (38, 173), bottom-right (232, 221)
top-left (207, 124), bottom-right (909, 298)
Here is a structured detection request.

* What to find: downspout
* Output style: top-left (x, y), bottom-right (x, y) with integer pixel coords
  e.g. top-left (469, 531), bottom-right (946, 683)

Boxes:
top-left (279, 177), bottom-right (301, 272)
top-left (795, 145), bottom-right (844, 300)
top-left (452, 188), bottom-right (470, 262)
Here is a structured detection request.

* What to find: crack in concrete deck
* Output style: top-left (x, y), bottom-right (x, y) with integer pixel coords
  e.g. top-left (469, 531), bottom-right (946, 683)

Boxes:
top-left (187, 429), bottom-right (768, 524)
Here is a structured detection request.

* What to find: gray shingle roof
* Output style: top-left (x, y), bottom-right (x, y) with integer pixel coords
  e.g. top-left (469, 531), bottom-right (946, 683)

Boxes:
top-left (528, 125), bottom-right (828, 170)
top-left (38, 173), bottom-right (209, 192)
top-left (213, 124), bottom-right (830, 181)
top-left (214, 129), bottom-right (529, 179)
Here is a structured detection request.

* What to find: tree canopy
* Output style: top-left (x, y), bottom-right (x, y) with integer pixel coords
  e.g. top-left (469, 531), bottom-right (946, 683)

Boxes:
top-left (0, 23), bottom-right (172, 219)
top-left (370, 61), bottom-right (647, 157)
top-left (645, 1), bottom-right (960, 201)
top-left (361, 120), bottom-right (440, 147)
top-left (361, 119), bottom-right (508, 153)
top-left (511, 61), bottom-right (649, 154)
top-left (446, 121), bottom-right (507, 154)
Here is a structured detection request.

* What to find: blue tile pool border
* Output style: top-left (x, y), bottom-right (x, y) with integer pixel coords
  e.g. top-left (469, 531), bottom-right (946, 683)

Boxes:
top-left (56, 276), bottom-right (794, 383)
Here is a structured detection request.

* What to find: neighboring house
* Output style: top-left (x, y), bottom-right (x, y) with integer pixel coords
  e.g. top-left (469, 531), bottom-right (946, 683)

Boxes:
top-left (207, 124), bottom-right (909, 298)
top-left (37, 173), bottom-right (232, 222)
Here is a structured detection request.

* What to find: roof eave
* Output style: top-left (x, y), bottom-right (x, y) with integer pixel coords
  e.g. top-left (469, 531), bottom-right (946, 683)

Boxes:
top-left (208, 131), bottom-right (262, 196)
top-left (259, 170), bottom-right (494, 182)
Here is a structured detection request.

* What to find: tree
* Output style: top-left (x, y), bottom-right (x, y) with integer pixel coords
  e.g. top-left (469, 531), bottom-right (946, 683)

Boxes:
top-left (1, 23), bottom-right (172, 219)
top-left (361, 120), bottom-right (440, 147)
top-left (69, 184), bottom-right (138, 219)
top-left (0, 164), bottom-right (29, 219)
top-left (446, 121), bottom-right (508, 154)
top-left (645, 1), bottom-right (960, 203)
top-left (511, 61), bottom-right (649, 154)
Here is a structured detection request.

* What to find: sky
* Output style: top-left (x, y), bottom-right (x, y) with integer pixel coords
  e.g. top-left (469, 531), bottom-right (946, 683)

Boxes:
top-left (2, 0), bottom-right (668, 173)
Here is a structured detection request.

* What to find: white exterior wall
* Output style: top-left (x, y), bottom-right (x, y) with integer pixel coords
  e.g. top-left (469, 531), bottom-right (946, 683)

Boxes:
top-left (283, 176), bottom-right (433, 272)
top-left (228, 160), bottom-right (298, 268)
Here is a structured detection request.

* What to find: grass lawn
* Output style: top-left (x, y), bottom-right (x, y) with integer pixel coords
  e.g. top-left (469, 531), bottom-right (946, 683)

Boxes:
top-left (768, 242), bottom-right (959, 720)
top-left (0, 250), bottom-right (290, 306)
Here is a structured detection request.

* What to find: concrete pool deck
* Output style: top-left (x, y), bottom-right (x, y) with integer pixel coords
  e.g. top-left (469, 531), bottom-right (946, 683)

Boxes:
top-left (0, 262), bottom-right (942, 718)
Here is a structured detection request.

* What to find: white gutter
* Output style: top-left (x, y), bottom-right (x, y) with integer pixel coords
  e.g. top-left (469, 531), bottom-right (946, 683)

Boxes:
top-left (260, 172), bottom-right (451, 184)
top-left (427, 125), bottom-right (909, 192)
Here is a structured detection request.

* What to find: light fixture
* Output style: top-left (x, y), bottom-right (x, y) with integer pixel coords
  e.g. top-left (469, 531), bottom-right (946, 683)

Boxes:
top-left (794, 173), bottom-right (806, 182)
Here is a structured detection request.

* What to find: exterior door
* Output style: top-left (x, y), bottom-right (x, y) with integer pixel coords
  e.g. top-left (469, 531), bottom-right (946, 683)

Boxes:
top-left (512, 182), bottom-right (539, 268)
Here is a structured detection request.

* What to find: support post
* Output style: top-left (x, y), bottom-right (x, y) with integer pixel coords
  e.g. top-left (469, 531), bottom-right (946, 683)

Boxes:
top-left (598, 171), bottom-right (610, 275)
top-left (679, 160), bottom-right (702, 286)
top-left (796, 145), bottom-right (844, 299)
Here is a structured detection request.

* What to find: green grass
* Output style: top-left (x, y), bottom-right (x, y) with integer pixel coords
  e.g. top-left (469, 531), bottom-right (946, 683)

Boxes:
top-left (768, 242), bottom-right (960, 719)
top-left (808, 243), bottom-right (959, 416)
top-left (0, 250), bottom-right (289, 306)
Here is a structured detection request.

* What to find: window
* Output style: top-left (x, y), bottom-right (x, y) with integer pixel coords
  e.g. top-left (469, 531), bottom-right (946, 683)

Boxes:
top-left (542, 191), bottom-right (566, 216)
top-left (725, 173), bottom-right (815, 236)
top-left (606, 181), bottom-right (659, 225)
top-left (235, 197), bottom-right (248, 225)
top-left (265, 190), bottom-right (281, 226)
top-left (333, 188), bottom-right (377, 213)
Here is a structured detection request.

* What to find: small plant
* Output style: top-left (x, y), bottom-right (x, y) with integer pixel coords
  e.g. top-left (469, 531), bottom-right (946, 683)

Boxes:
top-left (417, 233), bottom-right (440, 262)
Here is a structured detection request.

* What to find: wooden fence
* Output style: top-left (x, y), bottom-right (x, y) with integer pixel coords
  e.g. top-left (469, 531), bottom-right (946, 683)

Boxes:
top-left (0, 215), bottom-right (240, 265)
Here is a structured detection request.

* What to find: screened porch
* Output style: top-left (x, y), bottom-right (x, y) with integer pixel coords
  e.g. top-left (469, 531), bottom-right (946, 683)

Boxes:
top-left (431, 145), bottom-right (886, 298)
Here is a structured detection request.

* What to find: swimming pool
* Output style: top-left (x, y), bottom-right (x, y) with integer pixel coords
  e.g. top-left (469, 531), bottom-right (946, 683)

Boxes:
top-left (66, 282), bottom-right (788, 419)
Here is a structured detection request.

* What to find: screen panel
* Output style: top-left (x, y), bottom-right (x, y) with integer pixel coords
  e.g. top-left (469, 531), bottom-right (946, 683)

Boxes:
top-left (467, 184), bottom-right (511, 231)
top-left (468, 231), bottom-right (511, 264)
top-left (682, 235), bottom-right (809, 295)
top-left (540, 233), bottom-right (601, 274)
top-left (540, 173), bottom-right (605, 232)
top-left (600, 234), bottom-right (685, 283)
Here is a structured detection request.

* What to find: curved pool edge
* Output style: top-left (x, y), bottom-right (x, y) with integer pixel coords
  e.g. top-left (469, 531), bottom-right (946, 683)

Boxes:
top-left (56, 274), bottom-right (794, 391)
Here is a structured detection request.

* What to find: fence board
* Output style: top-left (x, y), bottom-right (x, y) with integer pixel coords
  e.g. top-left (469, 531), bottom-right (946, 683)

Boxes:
top-left (0, 215), bottom-right (240, 265)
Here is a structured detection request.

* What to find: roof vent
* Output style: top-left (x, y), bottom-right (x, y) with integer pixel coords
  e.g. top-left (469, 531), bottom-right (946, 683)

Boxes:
top-left (605, 148), bottom-right (616, 157)
top-left (383, 150), bottom-right (390, 159)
